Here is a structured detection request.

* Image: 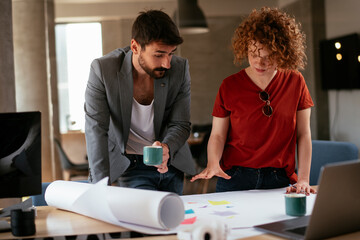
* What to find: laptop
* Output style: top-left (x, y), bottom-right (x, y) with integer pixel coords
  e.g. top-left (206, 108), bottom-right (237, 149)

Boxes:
top-left (255, 159), bottom-right (360, 240)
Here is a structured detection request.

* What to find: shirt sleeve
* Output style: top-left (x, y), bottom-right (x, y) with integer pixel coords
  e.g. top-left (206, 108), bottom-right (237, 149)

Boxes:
top-left (212, 80), bottom-right (231, 118)
top-left (297, 73), bottom-right (314, 110)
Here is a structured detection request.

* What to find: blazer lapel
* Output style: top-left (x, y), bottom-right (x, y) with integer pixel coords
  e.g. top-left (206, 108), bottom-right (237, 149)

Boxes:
top-left (154, 77), bottom-right (168, 139)
top-left (117, 51), bottom-right (133, 151)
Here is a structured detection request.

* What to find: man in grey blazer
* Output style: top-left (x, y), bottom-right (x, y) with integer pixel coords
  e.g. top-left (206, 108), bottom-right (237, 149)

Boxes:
top-left (84, 10), bottom-right (196, 195)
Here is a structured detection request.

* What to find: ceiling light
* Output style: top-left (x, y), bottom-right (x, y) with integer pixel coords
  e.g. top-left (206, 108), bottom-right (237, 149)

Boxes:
top-left (175, 0), bottom-right (209, 34)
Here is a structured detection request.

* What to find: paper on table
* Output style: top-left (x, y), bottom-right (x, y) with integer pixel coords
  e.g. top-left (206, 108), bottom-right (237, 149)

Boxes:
top-left (177, 188), bottom-right (317, 239)
top-left (44, 178), bottom-right (184, 234)
top-left (180, 188), bottom-right (316, 229)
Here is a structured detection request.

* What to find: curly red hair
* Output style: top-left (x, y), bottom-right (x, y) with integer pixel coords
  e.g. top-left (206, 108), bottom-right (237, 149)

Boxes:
top-left (232, 7), bottom-right (306, 70)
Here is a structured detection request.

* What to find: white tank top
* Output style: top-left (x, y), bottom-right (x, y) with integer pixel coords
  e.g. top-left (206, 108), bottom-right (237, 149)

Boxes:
top-left (125, 98), bottom-right (155, 154)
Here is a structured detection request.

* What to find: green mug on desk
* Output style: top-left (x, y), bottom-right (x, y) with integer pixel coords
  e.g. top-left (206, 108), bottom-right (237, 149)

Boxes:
top-left (285, 193), bottom-right (306, 216)
top-left (143, 146), bottom-right (163, 166)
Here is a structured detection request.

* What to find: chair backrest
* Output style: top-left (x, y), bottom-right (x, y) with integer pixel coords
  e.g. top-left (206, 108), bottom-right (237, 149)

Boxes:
top-left (54, 138), bottom-right (76, 169)
top-left (310, 140), bottom-right (359, 185)
top-left (30, 182), bottom-right (51, 206)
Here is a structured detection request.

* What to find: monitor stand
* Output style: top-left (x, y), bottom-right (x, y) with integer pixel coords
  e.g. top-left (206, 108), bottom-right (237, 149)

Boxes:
top-left (0, 197), bottom-right (33, 218)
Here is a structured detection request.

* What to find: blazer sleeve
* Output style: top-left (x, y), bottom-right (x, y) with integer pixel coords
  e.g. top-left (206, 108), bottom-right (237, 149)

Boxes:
top-left (84, 59), bottom-right (111, 183)
top-left (162, 59), bottom-right (192, 161)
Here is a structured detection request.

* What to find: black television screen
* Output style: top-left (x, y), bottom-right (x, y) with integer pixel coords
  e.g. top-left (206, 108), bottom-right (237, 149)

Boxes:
top-left (320, 33), bottom-right (360, 89)
top-left (0, 111), bottom-right (41, 198)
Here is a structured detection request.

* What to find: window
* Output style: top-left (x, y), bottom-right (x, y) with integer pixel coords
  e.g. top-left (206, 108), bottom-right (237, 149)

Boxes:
top-left (55, 23), bottom-right (103, 133)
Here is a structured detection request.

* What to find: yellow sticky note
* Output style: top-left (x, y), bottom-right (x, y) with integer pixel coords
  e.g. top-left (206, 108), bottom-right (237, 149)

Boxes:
top-left (208, 200), bottom-right (231, 205)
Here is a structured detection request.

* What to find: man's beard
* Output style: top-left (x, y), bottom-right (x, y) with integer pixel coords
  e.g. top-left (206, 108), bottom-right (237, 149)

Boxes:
top-left (138, 54), bottom-right (168, 79)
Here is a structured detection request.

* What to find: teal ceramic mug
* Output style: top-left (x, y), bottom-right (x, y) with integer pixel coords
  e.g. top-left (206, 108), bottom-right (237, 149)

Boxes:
top-left (143, 146), bottom-right (163, 166)
top-left (285, 193), bottom-right (307, 216)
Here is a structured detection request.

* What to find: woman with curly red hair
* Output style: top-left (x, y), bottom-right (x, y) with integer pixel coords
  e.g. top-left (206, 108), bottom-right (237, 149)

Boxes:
top-left (191, 7), bottom-right (316, 195)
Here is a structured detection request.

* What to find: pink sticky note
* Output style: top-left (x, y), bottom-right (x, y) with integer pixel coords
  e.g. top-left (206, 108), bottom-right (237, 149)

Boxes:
top-left (181, 216), bottom-right (197, 225)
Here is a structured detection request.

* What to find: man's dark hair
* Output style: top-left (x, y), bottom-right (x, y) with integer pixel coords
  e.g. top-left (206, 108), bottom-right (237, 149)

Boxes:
top-left (132, 10), bottom-right (183, 48)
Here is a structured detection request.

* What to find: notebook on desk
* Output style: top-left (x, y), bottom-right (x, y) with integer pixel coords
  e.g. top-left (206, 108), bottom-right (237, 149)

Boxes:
top-left (255, 159), bottom-right (360, 240)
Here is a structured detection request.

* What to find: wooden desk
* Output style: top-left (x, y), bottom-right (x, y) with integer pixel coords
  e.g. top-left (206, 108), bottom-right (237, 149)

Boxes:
top-left (1, 206), bottom-right (359, 240)
top-left (0, 206), bottom-right (127, 239)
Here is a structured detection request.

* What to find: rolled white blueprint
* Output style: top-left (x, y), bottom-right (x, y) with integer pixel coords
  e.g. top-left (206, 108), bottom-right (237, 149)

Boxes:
top-left (44, 178), bottom-right (184, 234)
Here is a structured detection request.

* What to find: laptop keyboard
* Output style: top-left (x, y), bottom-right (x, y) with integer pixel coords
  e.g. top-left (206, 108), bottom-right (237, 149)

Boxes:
top-left (286, 226), bottom-right (307, 236)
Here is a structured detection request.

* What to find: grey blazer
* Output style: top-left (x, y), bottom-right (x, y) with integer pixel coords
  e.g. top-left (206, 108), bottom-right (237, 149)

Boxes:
top-left (84, 47), bottom-right (196, 184)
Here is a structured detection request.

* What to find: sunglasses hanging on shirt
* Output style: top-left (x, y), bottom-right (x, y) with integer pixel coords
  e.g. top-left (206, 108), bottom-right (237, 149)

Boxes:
top-left (259, 91), bottom-right (273, 117)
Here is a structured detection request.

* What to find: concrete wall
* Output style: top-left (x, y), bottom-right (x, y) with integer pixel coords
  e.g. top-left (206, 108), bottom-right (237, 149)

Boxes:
top-left (0, 0), bottom-right (20, 209)
top-left (0, 0), bottom-right (16, 113)
top-left (101, 18), bottom-right (133, 55)
top-left (181, 16), bottom-right (244, 125)
top-left (12, 0), bottom-right (62, 181)
top-left (282, 0), bottom-right (329, 140)
top-left (325, 0), bottom-right (360, 155)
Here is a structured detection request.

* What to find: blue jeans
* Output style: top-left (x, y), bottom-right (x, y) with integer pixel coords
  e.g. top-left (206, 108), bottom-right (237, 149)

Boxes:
top-left (216, 166), bottom-right (290, 192)
top-left (117, 154), bottom-right (184, 195)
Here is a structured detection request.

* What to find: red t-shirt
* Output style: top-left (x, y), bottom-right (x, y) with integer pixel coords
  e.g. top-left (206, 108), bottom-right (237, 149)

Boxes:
top-left (212, 69), bottom-right (314, 183)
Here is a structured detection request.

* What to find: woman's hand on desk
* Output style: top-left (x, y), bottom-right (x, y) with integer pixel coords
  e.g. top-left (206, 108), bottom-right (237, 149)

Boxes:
top-left (286, 181), bottom-right (317, 195)
top-left (190, 164), bottom-right (231, 182)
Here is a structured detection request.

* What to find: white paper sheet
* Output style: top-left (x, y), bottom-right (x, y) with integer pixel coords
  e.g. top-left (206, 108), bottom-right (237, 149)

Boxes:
top-left (44, 178), bottom-right (185, 234)
top-left (177, 187), bottom-right (317, 239)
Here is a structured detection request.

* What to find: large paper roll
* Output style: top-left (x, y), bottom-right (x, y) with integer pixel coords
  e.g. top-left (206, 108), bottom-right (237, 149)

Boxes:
top-left (44, 178), bottom-right (184, 234)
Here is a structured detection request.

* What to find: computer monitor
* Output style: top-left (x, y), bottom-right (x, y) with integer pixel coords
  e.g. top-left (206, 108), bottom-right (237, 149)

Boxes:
top-left (320, 33), bottom-right (360, 89)
top-left (0, 111), bottom-right (42, 199)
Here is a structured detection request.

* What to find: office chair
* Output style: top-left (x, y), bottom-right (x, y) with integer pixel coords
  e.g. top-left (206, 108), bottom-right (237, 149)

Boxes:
top-left (54, 138), bottom-right (89, 181)
top-left (310, 140), bottom-right (359, 185)
top-left (30, 182), bottom-right (51, 206)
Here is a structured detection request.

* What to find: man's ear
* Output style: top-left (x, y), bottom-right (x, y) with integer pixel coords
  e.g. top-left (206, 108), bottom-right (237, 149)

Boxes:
top-left (131, 39), bottom-right (140, 54)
